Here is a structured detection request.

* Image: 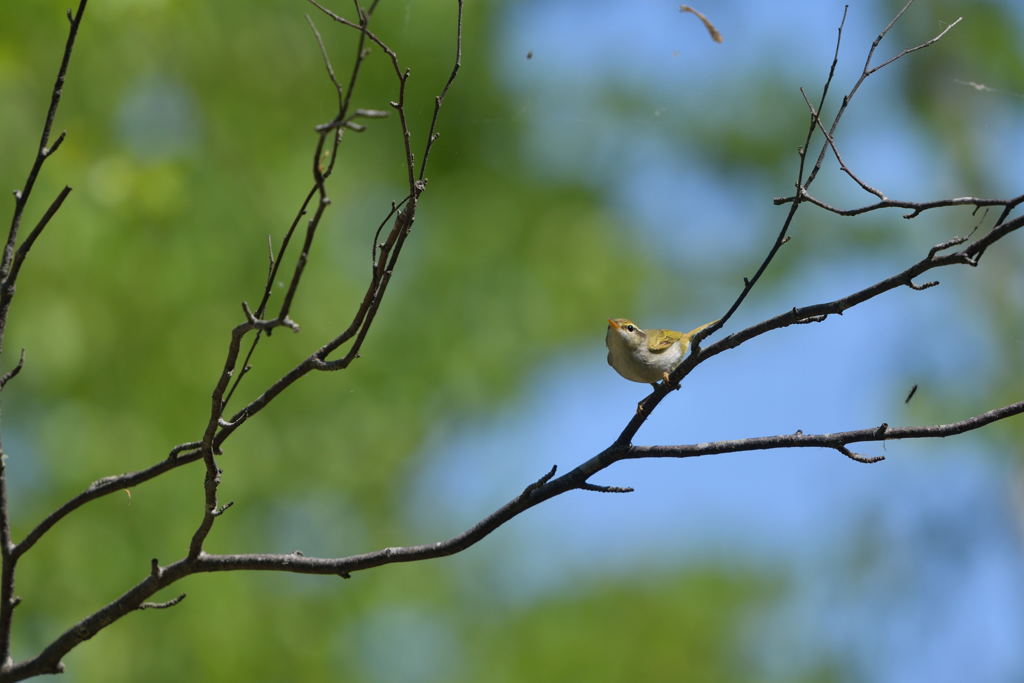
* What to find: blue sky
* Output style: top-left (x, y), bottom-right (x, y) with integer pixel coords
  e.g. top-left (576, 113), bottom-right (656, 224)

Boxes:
top-left (407, 1), bottom-right (1024, 680)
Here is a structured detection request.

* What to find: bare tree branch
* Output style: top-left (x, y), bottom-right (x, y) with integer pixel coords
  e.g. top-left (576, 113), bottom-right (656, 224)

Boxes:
top-left (778, 190), bottom-right (1024, 219)
top-left (0, 2), bottom-right (468, 675)
top-left (774, 92), bottom-right (1024, 219)
top-left (694, 6), bottom-right (849, 347)
top-left (865, 13), bottom-right (962, 76)
top-left (13, 450), bottom-right (203, 563)
top-left (0, 351), bottom-right (25, 392)
top-left (627, 0), bottom-right (973, 430)
top-left (418, 0), bottom-right (464, 180)
top-left (0, 0), bottom-right (88, 669)
top-left (7, 393), bottom-right (1021, 681)
top-left (5, 187), bottom-right (72, 289)
top-left (8, 0), bottom-right (1016, 590)
top-left (2, 0), bottom-right (85, 286)
top-left (137, 594), bottom-right (186, 611)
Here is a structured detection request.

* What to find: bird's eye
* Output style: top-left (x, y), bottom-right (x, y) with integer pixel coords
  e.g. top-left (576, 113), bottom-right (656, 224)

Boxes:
top-left (625, 324), bottom-right (635, 332)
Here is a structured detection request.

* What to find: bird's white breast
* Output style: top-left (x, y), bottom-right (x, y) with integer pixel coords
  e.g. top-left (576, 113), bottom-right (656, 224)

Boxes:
top-left (606, 335), bottom-right (684, 383)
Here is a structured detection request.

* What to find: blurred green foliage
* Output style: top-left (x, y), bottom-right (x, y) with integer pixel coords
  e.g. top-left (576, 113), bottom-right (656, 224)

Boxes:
top-left (0, 0), bottom-right (1021, 681)
top-left (0, 1), bottom-right (678, 680)
top-left (459, 569), bottom-right (781, 683)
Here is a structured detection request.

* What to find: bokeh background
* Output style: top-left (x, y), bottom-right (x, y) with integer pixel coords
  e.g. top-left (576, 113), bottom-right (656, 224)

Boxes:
top-left (1, 0), bottom-right (1023, 681)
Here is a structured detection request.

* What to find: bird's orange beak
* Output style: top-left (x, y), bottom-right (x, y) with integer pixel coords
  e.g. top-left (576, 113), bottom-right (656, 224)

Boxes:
top-left (607, 318), bottom-right (620, 330)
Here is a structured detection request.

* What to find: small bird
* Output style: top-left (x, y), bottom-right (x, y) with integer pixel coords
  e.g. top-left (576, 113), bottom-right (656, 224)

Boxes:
top-left (606, 318), bottom-right (718, 387)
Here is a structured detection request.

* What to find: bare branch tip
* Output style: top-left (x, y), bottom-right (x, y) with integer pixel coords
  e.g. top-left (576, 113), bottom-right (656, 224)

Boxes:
top-left (521, 464), bottom-right (558, 498)
top-left (213, 501), bottom-right (235, 517)
top-left (836, 445), bottom-right (884, 464)
top-left (138, 594), bottom-right (187, 611)
top-left (241, 301), bottom-right (256, 323)
top-left (168, 440), bottom-right (201, 461)
top-left (580, 482), bottom-right (635, 494)
top-left (927, 235), bottom-right (969, 259)
top-left (43, 130), bottom-right (67, 158)
top-left (0, 349), bottom-right (27, 390)
top-left (354, 108), bottom-right (388, 119)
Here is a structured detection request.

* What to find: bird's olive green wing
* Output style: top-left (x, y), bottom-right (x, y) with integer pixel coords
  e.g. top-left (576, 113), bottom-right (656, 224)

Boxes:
top-left (646, 329), bottom-right (684, 353)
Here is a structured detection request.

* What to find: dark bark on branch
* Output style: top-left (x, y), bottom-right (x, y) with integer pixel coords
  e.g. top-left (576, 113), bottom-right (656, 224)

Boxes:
top-left (0, 0), bottom-right (89, 671)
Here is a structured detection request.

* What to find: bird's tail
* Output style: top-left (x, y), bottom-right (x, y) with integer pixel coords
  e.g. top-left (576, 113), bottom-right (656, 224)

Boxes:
top-left (683, 319), bottom-right (720, 340)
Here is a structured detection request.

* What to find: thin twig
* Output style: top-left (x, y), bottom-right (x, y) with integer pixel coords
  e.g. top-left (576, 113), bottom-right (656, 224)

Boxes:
top-left (0, 351), bottom-right (25, 392)
top-left (777, 191), bottom-right (1024, 219)
top-left (215, 0), bottom-right (464, 446)
top-left (3, 2), bottom-right (86, 283)
top-left (306, 14), bottom-right (344, 110)
top-left (866, 15), bottom-right (962, 76)
top-left (418, 0), bottom-right (463, 180)
top-left (0, 1), bottom-right (88, 669)
top-left (137, 594), bottom-right (186, 611)
top-left (693, 5), bottom-right (849, 350)
top-left (6, 187), bottom-right (72, 288)
top-left (803, 4), bottom-right (962, 189)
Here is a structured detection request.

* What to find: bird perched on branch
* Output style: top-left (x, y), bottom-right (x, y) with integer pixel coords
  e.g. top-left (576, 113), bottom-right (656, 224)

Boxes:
top-left (605, 318), bottom-right (717, 387)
